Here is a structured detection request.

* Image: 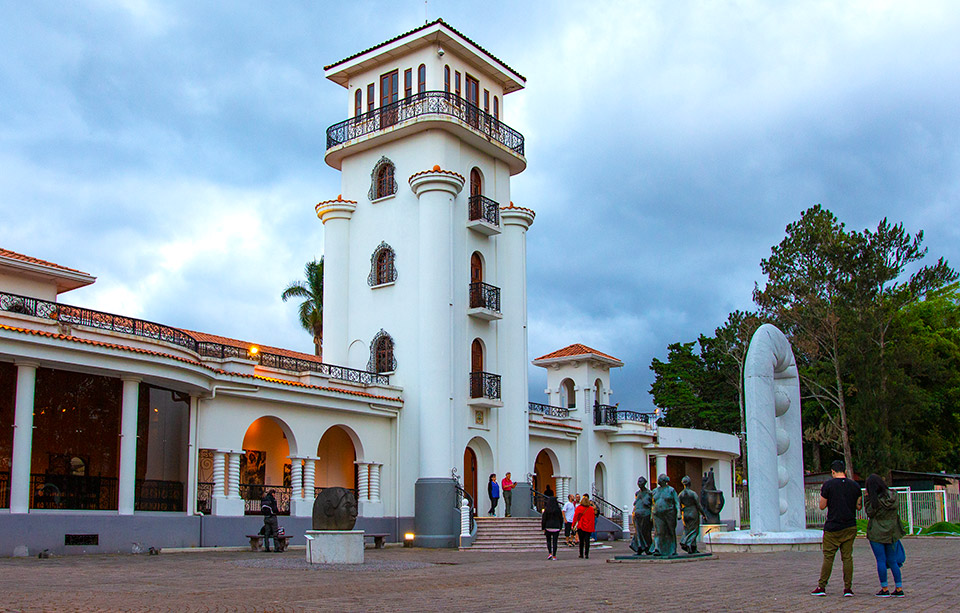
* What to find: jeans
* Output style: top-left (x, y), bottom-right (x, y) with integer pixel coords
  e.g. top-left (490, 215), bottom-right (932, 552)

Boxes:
top-left (577, 529), bottom-right (591, 558)
top-left (869, 540), bottom-right (903, 588)
top-left (819, 526), bottom-right (857, 590)
top-left (545, 531), bottom-right (559, 556)
top-left (504, 490), bottom-right (512, 516)
top-left (488, 497), bottom-right (498, 515)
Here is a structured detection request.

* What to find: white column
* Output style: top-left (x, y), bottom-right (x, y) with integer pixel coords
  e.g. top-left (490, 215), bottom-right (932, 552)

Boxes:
top-left (227, 451), bottom-right (242, 499)
top-left (410, 170), bottom-right (464, 480)
top-left (315, 198), bottom-right (357, 365)
top-left (303, 457), bottom-right (317, 500)
top-left (370, 463), bottom-right (382, 502)
top-left (498, 206), bottom-right (535, 481)
top-left (289, 457), bottom-right (303, 501)
top-left (655, 455), bottom-right (668, 482)
top-left (212, 451), bottom-right (226, 499)
top-left (117, 377), bottom-right (141, 515)
top-left (185, 395), bottom-right (199, 515)
top-left (10, 362), bottom-right (38, 514)
top-left (356, 462), bottom-right (370, 502)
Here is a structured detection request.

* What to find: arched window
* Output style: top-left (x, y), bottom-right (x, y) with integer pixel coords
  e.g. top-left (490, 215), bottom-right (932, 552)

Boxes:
top-left (355, 89), bottom-right (362, 116)
top-left (368, 329), bottom-right (397, 373)
top-left (471, 339), bottom-right (484, 372)
top-left (368, 157), bottom-right (398, 200)
top-left (560, 378), bottom-right (576, 409)
top-left (418, 64), bottom-right (426, 93)
top-left (404, 68), bottom-right (412, 98)
top-left (368, 242), bottom-right (398, 286)
top-left (594, 378), bottom-right (604, 405)
top-left (366, 83), bottom-right (374, 112)
top-left (444, 65), bottom-right (451, 93)
top-left (470, 168), bottom-right (482, 198)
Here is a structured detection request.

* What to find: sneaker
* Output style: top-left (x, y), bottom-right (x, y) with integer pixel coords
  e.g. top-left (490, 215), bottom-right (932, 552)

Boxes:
top-left (892, 588), bottom-right (905, 597)
top-left (875, 589), bottom-right (890, 598)
top-left (843, 588), bottom-right (854, 597)
top-left (810, 587), bottom-right (826, 597)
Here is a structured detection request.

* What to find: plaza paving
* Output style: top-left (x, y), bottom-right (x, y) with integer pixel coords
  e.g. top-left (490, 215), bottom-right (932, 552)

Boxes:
top-left (0, 538), bottom-right (958, 612)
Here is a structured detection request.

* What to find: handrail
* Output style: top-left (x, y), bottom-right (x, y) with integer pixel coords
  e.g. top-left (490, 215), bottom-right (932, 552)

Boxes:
top-left (454, 483), bottom-right (476, 534)
top-left (0, 289), bottom-right (389, 386)
top-left (469, 371), bottom-right (501, 399)
top-left (468, 282), bottom-right (500, 312)
top-left (528, 402), bottom-right (570, 419)
top-left (468, 194), bottom-right (500, 226)
top-left (593, 402), bottom-right (655, 427)
top-left (326, 91), bottom-right (525, 156)
top-left (591, 486), bottom-right (624, 524)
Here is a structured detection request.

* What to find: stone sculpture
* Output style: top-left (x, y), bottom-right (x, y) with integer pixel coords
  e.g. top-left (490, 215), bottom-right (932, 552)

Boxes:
top-left (312, 486), bottom-right (359, 531)
top-left (651, 474), bottom-right (680, 557)
top-left (629, 476), bottom-right (654, 555)
top-left (699, 468), bottom-right (725, 525)
top-left (678, 476), bottom-right (705, 554)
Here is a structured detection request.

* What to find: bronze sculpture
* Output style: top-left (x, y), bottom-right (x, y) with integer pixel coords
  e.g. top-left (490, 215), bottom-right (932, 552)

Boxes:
top-left (651, 474), bottom-right (680, 557)
top-left (629, 476), bottom-right (654, 555)
top-left (312, 486), bottom-right (359, 530)
top-left (678, 475), bottom-right (705, 554)
top-left (699, 468), bottom-right (725, 525)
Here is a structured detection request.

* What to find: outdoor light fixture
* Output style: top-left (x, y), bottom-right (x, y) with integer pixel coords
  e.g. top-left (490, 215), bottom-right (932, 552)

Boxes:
top-left (248, 345), bottom-right (259, 358)
top-left (403, 532), bottom-right (415, 547)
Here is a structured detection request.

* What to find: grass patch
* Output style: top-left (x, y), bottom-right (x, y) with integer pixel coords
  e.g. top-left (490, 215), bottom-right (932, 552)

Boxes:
top-left (919, 521), bottom-right (960, 536)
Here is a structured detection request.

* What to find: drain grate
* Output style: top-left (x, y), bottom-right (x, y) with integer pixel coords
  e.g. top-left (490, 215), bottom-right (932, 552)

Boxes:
top-left (64, 534), bottom-right (99, 546)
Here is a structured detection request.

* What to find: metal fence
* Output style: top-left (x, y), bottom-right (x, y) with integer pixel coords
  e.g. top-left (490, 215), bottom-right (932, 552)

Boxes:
top-left (739, 486), bottom-right (954, 533)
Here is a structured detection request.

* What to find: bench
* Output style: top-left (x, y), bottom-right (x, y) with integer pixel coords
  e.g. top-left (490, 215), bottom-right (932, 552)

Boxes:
top-left (363, 533), bottom-right (390, 549)
top-left (245, 534), bottom-right (293, 552)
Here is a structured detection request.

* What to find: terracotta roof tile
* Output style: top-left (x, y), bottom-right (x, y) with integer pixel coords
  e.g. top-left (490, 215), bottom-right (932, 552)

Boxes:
top-left (408, 167), bottom-right (465, 182)
top-left (0, 247), bottom-right (90, 276)
top-left (534, 343), bottom-right (621, 363)
top-left (0, 324), bottom-right (402, 403)
top-left (182, 329), bottom-right (322, 363)
top-left (324, 18), bottom-right (526, 84)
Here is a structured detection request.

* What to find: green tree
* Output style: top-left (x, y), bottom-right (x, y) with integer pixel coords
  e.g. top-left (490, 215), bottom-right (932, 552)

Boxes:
top-left (281, 258), bottom-right (324, 357)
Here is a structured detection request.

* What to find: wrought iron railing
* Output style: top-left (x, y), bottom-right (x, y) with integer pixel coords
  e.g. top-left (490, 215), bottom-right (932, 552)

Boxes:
top-left (196, 481), bottom-right (213, 514)
top-left (240, 484), bottom-right (292, 516)
top-left (528, 402), bottom-right (570, 419)
top-left (469, 282), bottom-right (501, 313)
top-left (134, 479), bottom-right (184, 512)
top-left (0, 290), bottom-right (389, 385)
top-left (326, 91), bottom-right (525, 156)
top-left (0, 471), bottom-right (9, 508)
top-left (468, 195), bottom-right (500, 226)
top-left (470, 371), bottom-right (501, 400)
top-left (591, 486), bottom-right (623, 525)
top-left (29, 473), bottom-right (119, 510)
top-left (593, 403), bottom-right (655, 427)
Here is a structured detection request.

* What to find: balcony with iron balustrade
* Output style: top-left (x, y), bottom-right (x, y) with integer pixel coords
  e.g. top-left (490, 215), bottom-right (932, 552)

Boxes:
top-left (467, 195), bottom-right (501, 235)
top-left (468, 371), bottom-right (502, 408)
top-left (468, 282), bottom-right (501, 321)
top-left (324, 91), bottom-right (526, 175)
top-left (593, 403), bottom-right (657, 432)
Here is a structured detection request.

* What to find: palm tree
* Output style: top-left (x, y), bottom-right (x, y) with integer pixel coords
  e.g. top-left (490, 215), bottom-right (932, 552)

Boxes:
top-left (281, 258), bottom-right (323, 357)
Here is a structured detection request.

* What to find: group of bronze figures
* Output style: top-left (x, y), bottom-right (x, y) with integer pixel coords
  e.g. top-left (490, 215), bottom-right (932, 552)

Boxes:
top-left (629, 469), bottom-right (725, 557)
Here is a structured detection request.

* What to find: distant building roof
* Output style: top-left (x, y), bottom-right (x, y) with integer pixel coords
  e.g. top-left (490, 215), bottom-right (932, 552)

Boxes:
top-left (532, 343), bottom-right (623, 367)
top-left (183, 329), bottom-right (321, 363)
top-left (0, 247), bottom-right (96, 293)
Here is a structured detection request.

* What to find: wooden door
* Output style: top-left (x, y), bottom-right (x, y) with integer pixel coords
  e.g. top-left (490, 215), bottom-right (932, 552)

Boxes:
top-left (470, 168), bottom-right (481, 198)
top-left (465, 75), bottom-right (480, 127)
top-left (380, 70), bottom-right (399, 126)
top-left (464, 447), bottom-right (478, 513)
top-left (470, 253), bottom-right (482, 284)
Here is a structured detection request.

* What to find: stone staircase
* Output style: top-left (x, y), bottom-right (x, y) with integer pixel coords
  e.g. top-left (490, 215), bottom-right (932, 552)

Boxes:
top-left (466, 517), bottom-right (545, 552)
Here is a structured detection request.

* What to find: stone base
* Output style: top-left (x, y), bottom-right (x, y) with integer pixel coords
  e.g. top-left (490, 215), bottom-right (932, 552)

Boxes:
top-left (703, 529), bottom-right (822, 553)
top-left (211, 497), bottom-right (245, 517)
top-left (700, 523), bottom-right (727, 540)
top-left (304, 530), bottom-right (364, 564)
top-left (290, 498), bottom-right (313, 518)
top-left (611, 552), bottom-right (713, 563)
top-left (414, 478), bottom-right (458, 548)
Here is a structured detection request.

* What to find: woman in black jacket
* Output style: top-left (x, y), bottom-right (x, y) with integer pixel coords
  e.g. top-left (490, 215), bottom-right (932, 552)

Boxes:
top-left (541, 496), bottom-right (564, 560)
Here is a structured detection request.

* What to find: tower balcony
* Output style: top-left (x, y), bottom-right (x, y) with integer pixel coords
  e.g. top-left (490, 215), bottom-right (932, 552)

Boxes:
top-left (325, 91), bottom-right (526, 175)
top-left (467, 195), bottom-right (501, 235)
top-left (468, 371), bottom-right (502, 408)
top-left (468, 282), bottom-right (501, 320)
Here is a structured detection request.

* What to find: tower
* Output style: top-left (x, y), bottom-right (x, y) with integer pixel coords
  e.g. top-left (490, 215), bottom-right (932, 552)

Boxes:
top-left (317, 20), bottom-right (533, 546)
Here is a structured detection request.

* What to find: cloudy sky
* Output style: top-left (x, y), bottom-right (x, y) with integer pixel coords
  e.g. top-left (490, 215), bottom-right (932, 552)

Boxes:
top-left (2, 1), bottom-right (959, 407)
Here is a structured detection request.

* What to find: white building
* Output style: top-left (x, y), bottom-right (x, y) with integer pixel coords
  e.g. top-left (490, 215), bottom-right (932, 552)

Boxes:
top-left (0, 20), bottom-right (738, 555)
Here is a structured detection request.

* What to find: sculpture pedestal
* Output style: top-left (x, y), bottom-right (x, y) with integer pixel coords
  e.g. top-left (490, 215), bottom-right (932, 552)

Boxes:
top-left (703, 529), bottom-right (822, 553)
top-left (700, 523), bottom-right (727, 540)
top-left (304, 530), bottom-right (364, 564)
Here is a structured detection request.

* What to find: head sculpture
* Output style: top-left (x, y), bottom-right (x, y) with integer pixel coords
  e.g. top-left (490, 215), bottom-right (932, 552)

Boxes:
top-left (637, 476), bottom-right (648, 490)
top-left (312, 486), bottom-right (358, 531)
top-left (658, 473), bottom-right (670, 486)
top-left (681, 475), bottom-right (691, 487)
top-left (699, 468), bottom-right (725, 524)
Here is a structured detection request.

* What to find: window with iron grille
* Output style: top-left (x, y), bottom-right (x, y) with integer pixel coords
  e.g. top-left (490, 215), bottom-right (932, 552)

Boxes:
top-left (368, 156), bottom-right (398, 201)
top-left (367, 329), bottom-right (397, 373)
top-left (367, 242), bottom-right (398, 287)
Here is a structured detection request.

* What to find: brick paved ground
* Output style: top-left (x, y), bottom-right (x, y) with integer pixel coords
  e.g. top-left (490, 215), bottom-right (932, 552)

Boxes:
top-left (1, 537), bottom-right (957, 612)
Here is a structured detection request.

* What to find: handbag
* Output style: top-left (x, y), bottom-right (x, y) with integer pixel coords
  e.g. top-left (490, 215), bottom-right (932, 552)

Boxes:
top-left (894, 539), bottom-right (906, 567)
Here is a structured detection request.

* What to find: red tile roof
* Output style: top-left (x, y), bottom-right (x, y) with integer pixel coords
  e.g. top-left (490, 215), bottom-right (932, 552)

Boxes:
top-left (324, 18), bottom-right (526, 83)
top-left (0, 247), bottom-right (91, 276)
top-left (182, 329), bottom-right (322, 363)
top-left (0, 324), bottom-right (402, 403)
top-left (534, 343), bottom-right (621, 363)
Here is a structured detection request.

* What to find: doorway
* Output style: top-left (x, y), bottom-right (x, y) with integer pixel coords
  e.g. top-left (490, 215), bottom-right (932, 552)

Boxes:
top-left (463, 447), bottom-right (478, 513)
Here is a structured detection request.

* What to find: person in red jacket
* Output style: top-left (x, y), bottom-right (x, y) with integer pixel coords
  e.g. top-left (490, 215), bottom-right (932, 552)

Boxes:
top-left (501, 473), bottom-right (517, 517)
top-left (571, 494), bottom-right (597, 559)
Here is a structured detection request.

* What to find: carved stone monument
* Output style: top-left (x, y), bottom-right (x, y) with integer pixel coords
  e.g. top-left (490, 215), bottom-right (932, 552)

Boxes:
top-left (305, 486), bottom-right (364, 564)
top-left (699, 468), bottom-right (725, 525)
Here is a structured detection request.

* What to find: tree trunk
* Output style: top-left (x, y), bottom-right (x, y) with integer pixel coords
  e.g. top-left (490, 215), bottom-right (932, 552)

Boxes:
top-left (314, 335), bottom-right (322, 358)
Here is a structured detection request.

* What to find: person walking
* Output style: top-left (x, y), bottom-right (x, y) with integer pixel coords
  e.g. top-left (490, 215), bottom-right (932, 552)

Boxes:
top-left (501, 472), bottom-right (517, 517)
top-left (865, 474), bottom-right (906, 598)
top-left (563, 494), bottom-right (577, 547)
top-left (487, 473), bottom-right (500, 516)
top-left (812, 459), bottom-right (862, 597)
top-left (571, 494), bottom-right (597, 559)
top-left (541, 495), bottom-right (564, 560)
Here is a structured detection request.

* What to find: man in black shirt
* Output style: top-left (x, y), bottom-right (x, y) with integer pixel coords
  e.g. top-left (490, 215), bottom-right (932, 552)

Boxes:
top-left (812, 460), bottom-right (862, 597)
